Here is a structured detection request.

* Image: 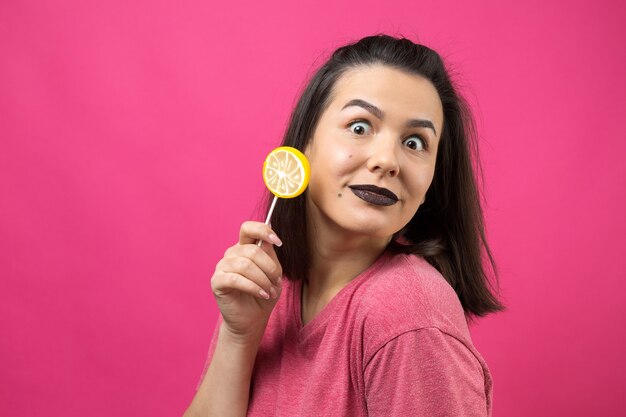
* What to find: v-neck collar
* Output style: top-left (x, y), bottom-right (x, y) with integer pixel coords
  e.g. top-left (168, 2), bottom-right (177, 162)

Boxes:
top-left (291, 251), bottom-right (390, 342)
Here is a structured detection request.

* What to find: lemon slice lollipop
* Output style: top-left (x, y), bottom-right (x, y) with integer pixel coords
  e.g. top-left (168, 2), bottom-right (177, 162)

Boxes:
top-left (259, 147), bottom-right (310, 242)
top-left (263, 146), bottom-right (310, 199)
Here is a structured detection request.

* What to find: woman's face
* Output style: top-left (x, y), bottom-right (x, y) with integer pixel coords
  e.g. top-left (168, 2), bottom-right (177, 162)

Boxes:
top-left (304, 64), bottom-right (443, 242)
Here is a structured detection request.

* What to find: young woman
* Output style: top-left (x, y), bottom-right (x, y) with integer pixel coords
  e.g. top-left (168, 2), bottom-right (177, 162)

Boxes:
top-left (184, 34), bottom-right (505, 417)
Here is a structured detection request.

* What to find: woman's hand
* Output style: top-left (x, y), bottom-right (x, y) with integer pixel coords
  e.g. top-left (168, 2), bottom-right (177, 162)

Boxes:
top-left (211, 221), bottom-right (284, 343)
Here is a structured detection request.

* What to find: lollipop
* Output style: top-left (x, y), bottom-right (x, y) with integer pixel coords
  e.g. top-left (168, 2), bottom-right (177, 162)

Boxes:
top-left (259, 147), bottom-right (310, 242)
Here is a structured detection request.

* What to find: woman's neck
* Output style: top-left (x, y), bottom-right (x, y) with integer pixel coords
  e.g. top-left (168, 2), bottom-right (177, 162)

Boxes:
top-left (305, 214), bottom-right (391, 298)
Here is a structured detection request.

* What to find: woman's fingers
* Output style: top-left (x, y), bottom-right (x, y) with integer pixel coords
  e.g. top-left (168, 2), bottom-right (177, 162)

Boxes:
top-left (211, 221), bottom-right (284, 304)
top-left (262, 242), bottom-right (282, 280)
top-left (212, 271), bottom-right (273, 300)
top-left (224, 243), bottom-right (283, 286)
top-left (214, 251), bottom-right (282, 298)
top-left (238, 221), bottom-right (283, 247)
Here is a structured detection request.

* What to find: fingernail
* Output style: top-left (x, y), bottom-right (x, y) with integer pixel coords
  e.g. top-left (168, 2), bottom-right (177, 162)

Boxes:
top-left (277, 276), bottom-right (283, 287)
top-left (269, 286), bottom-right (277, 299)
top-left (259, 289), bottom-right (270, 300)
top-left (268, 233), bottom-right (283, 247)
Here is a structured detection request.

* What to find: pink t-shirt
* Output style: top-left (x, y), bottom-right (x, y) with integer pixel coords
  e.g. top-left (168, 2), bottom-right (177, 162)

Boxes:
top-left (197, 251), bottom-right (493, 416)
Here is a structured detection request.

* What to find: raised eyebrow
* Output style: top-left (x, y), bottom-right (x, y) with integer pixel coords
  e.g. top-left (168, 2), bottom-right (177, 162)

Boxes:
top-left (405, 119), bottom-right (437, 137)
top-left (341, 99), bottom-right (384, 120)
top-left (342, 98), bottom-right (437, 137)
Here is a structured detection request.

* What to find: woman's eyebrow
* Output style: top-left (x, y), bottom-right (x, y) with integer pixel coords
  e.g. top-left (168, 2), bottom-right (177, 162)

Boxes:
top-left (341, 98), bottom-right (437, 136)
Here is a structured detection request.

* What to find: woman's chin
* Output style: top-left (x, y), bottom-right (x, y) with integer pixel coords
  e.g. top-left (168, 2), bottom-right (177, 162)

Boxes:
top-left (336, 219), bottom-right (399, 241)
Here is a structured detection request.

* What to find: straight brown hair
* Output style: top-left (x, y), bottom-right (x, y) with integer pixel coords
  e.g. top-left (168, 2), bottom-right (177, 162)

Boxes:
top-left (264, 34), bottom-right (505, 320)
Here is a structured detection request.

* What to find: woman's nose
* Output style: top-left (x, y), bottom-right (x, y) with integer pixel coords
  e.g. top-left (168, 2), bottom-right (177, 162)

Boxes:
top-left (366, 134), bottom-right (400, 177)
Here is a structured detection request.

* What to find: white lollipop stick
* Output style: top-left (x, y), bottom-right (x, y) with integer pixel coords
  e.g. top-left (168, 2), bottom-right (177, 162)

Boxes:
top-left (264, 195), bottom-right (278, 226)
top-left (257, 196), bottom-right (278, 247)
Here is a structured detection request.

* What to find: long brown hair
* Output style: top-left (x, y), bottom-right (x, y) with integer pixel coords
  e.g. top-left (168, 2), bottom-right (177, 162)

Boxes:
top-left (264, 34), bottom-right (505, 320)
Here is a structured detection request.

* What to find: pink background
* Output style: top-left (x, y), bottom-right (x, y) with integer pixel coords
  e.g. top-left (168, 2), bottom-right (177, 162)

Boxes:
top-left (1, 0), bottom-right (625, 415)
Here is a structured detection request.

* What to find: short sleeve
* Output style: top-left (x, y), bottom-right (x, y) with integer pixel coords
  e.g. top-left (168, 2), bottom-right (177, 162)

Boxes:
top-left (194, 314), bottom-right (223, 392)
top-left (364, 327), bottom-right (492, 417)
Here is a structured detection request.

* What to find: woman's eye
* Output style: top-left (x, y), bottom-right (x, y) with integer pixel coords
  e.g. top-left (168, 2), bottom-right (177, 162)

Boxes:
top-left (402, 136), bottom-right (425, 151)
top-left (348, 121), bottom-right (372, 135)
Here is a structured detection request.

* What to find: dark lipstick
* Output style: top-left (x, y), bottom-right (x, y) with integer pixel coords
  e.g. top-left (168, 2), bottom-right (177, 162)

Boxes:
top-left (348, 184), bottom-right (399, 206)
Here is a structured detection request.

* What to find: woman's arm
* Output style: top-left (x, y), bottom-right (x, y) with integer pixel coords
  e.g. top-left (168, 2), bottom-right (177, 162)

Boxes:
top-left (364, 328), bottom-right (492, 417)
top-left (184, 221), bottom-right (283, 416)
top-left (183, 322), bottom-right (264, 417)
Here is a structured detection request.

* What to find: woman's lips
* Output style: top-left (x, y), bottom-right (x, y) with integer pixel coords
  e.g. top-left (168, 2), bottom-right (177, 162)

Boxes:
top-left (348, 184), bottom-right (399, 206)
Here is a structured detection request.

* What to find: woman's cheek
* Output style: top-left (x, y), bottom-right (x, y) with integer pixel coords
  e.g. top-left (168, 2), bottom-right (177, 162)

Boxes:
top-left (332, 144), bottom-right (364, 173)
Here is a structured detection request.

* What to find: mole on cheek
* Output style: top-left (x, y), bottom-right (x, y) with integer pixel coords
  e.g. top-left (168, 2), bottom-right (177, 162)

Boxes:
top-left (338, 193), bottom-right (342, 197)
top-left (348, 155), bottom-right (352, 158)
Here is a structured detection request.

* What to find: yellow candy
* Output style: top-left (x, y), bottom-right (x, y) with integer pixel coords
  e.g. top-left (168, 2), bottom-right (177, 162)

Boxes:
top-left (262, 146), bottom-right (310, 199)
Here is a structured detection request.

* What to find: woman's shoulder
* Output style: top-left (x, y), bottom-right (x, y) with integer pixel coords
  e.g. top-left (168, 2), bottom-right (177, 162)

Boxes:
top-left (358, 251), bottom-right (465, 319)
top-left (356, 252), bottom-right (473, 353)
